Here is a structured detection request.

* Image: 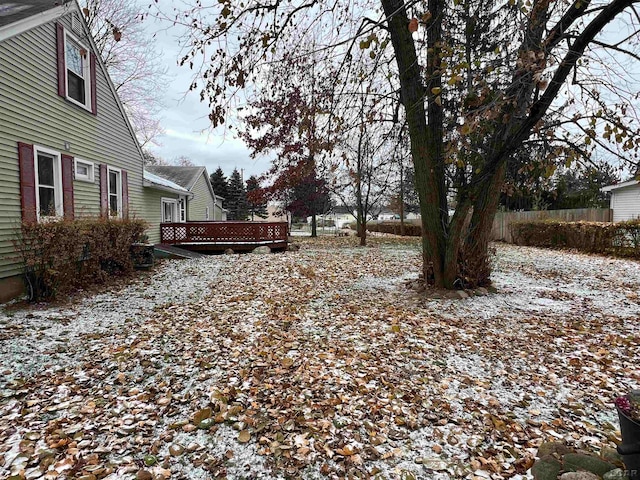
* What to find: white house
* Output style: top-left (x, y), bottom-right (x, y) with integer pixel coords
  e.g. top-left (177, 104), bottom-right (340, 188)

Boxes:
top-left (601, 180), bottom-right (640, 222)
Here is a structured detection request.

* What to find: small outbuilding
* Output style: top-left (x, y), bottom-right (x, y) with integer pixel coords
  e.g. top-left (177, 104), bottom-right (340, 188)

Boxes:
top-left (601, 180), bottom-right (640, 222)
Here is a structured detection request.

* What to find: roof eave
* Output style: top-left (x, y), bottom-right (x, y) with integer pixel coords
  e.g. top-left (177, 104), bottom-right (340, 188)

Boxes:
top-left (0, 4), bottom-right (70, 42)
top-left (143, 181), bottom-right (194, 198)
top-left (601, 180), bottom-right (639, 192)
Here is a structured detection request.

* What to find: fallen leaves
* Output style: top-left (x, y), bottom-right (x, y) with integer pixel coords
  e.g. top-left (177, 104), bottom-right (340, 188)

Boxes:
top-left (237, 430), bottom-right (251, 443)
top-left (1, 237), bottom-right (639, 479)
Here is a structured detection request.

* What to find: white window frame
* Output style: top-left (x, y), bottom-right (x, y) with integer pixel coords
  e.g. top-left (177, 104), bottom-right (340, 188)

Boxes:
top-left (63, 28), bottom-right (92, 111)
top-left (34, 145), bottom-right (63, 220)
top-left (74, 158), bottom-right (94, 182)
top-left (107, 166), bottom-right (122, 218)
top-left (178, 197), bottom-right (186, 222)
top-left (161, 197), bottom-right (178, 223)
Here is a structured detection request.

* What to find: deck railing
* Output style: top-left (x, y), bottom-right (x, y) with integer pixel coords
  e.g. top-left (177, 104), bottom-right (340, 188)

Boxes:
top-left (160, 221), bottom-right (289, 245)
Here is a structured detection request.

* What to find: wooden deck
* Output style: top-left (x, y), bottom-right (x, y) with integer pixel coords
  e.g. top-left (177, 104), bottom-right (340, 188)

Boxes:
top-left (159, 221), bottom-right (289, 252)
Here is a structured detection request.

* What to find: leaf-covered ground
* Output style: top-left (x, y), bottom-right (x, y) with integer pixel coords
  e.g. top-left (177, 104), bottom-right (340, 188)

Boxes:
top-left (1, 237), bottom-right (639, 480)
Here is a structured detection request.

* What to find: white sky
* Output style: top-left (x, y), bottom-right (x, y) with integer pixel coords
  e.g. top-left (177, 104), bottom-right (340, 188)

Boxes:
top-left (141, 2), bottom-right (270, 180)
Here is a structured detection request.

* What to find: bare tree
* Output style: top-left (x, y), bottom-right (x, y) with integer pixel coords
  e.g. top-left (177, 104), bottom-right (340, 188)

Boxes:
top-left (82, 0), bottom-right (167, 148)
top-left (331, 96), bottom-right (397, 246)
top-left (149, 0), bottom-right (640, 288)
top-left (172, 155), bottom-right (195, 167)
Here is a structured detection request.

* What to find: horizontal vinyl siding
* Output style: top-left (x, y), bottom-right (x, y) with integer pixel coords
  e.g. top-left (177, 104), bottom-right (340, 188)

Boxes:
top-left (612, 185), bottom-right (640, 222)
top-left (73, 178), bottom-right (101, 218)
top-left (142, 189), bottom-right (181, 244)
top-left (187, 173), bottom-right (216, 221)
top-left (0, 15), bottom-right (146, 278)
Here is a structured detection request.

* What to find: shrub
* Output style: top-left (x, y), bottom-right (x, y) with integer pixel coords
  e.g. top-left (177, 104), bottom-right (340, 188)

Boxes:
top-left (510, 219), bottom-right (640, 257)
top-left (365, 221), bottom-right (422, 236)
top-left (14, 217), bottom-right (147, 301)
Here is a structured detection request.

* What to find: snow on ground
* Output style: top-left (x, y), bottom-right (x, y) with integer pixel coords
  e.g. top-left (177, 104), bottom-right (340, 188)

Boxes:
top-left (0, 238), bottom-right (638, 480)
top-left (0, 257), bottom-right (226, 382)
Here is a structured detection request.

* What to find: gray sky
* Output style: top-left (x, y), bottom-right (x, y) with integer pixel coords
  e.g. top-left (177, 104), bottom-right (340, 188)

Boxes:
top-left (142, 6), bottom-right (270, 180)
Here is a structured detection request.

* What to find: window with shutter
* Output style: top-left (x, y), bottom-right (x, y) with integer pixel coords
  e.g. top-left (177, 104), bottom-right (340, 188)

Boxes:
top-left (18, 142), bottom-right (37, 223)
top-left (18, 144), bottom-right (75, 221)
top-left (57, 23), bottom-right (96, 114)
top-left (35, 147), bottom-right (63, 219)
top-left (100, 165), bottom-right (128, 218)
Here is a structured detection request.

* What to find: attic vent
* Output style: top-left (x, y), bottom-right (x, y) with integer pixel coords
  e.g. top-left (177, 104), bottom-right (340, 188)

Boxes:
top-left (71, 13), bottom-right (82, 34)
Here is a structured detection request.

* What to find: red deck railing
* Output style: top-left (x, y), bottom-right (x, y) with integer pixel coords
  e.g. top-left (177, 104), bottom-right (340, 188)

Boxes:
top-left (160, 221), bottom-right (289, 246)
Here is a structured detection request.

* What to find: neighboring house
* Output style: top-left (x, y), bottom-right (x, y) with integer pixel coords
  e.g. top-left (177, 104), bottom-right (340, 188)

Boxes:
top-left (0, 1), bottom-right (164, 301)
top-left (143, 170), bottom-right (192, 237)
top-left (378, 211), bottom-right (400, 221)
top-left (305, 207), bottom-right (357, 229)
top-left (329, 206), bottom-right (355, 229)
top-left (144, 166), bottom-right (225, 222)
top-left (601, 180), bottom-right (640, 222)
top-left (378, 210), bottom-right (420, 221)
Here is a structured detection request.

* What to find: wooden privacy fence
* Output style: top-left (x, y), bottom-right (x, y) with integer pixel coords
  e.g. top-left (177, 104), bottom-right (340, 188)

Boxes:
top-left (491, 208), bottom-right (612, 243)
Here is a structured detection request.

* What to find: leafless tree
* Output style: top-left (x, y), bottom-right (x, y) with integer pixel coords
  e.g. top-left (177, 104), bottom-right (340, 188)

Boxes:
top-left (147, 0), bottom-right (640, 288)
top-left (82, 0), bottom-right (167, 148)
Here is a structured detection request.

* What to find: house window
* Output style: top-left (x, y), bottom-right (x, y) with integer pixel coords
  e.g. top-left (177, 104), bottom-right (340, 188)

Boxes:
top-left (74, 159), bottom-right (94, 182)
top-left (108, 167), bottom-right (122, 217)
top-left (162, 198), bottom-right (178, 223)
top-left (64, 30), bottom-right (92, 110)
top-left (205, 206), bottom-right (210, 220)
top-left (35, 147), bottom-right (63, 218)
top-left (179, 198), bottom-right (186, 222)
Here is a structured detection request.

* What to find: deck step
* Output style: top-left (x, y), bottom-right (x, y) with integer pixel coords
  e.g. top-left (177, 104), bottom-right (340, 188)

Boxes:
top-left (154, 244), bottom-right (205, 259)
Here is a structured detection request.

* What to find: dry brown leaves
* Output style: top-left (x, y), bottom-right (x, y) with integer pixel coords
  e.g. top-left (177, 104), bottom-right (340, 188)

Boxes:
top-left (1, 237), bottom-right (638, 479)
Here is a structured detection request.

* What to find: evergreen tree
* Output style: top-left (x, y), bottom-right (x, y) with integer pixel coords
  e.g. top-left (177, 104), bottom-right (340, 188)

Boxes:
top-left (551, 164), bottom-right (620, 210)
top-left (246, 175), bottom-right (268, 220)
top-left (287, 172), bottom-right (331, 236)
top-left (210, 167), bottom-right (229, 202)
top-left (226, 169), bottom-right (249, 220)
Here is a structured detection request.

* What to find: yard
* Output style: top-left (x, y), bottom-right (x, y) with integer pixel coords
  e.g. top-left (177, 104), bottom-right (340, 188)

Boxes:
top-left (1, 237), bottom-right (639, 480)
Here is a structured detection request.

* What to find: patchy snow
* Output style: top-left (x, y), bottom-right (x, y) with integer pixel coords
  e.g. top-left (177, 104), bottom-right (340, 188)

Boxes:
top-left (0, 257), bottom-right (225, 381)
top-left (143, 170), bottom-right (190, 193)
top-left (0, 238), bottom-right (638, 480)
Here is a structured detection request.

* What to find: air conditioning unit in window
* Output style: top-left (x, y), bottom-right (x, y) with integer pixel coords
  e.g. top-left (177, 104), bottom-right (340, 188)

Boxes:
top-left (71, 13), bottom-right (82, 34)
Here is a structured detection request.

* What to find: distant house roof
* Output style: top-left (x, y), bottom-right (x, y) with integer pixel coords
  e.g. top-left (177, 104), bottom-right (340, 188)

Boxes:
top-left (331, 206), bottom-right (353, 215)
top-left (601, 179), bottom-right (639, 192)
top-left (143, 170), bottom-right (192, 197)
top-left (146, 165), bottom-right (219, 204)
top-left (145, 166), bottom-right (207, 192)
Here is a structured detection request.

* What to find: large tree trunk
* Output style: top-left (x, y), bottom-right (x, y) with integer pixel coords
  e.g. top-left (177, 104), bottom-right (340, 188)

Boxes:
top-left (382, 0), bottom-right (448, 286)
top-left (382, 0), bottom-right (633, 290)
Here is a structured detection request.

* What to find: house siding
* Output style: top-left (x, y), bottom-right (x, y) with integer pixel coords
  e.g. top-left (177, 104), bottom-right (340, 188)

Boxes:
top-left (611, 184), bottom-right (640, 222)
top-left (214, 198), bottom-right (226, 221)
top-left (142, 189), bottom-right (182, 244)
top-left (187, 173), bottom-right (216, 221)
top-left (0, 13), bottom-right (146, 279)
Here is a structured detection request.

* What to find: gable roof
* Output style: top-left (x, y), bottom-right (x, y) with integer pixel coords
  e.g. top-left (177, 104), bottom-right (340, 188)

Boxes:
top-left (0, 0), bottom-right (147, 177)
top-left (143, 170), bottom-right (193, 197)
top-left (145, 166), bottom-right (206, 191)
top-left (601, 179), bottom-right (639, 193)
top-left (146, 166), bottom-right (218, 203)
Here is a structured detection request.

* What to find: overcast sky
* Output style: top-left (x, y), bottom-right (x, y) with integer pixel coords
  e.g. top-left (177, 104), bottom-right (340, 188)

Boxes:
top-left (141, 4), bottom-right (270, 180)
